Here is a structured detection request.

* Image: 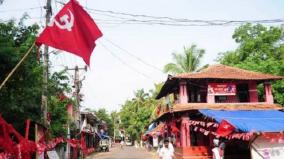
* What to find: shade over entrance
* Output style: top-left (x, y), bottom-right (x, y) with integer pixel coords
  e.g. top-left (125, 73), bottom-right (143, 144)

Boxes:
top-left (199, 109), bottom-right (284, 132)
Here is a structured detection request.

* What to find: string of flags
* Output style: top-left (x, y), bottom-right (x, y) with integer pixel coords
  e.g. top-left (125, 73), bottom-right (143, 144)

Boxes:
top-left (189, 120), bottom-right (219, 128)
top-left (192, 125), bottom-right (253, 141)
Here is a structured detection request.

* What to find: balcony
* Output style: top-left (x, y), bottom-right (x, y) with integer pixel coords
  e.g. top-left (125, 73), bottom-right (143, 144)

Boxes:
top-left (157, 102), bottom-right (282, 118)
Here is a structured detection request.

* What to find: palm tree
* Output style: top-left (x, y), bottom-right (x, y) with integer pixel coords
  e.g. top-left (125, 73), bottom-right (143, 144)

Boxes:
top-left (132, 89), bottom-right (149, 112)
top-left (163, 44), bottom-right (205, 74)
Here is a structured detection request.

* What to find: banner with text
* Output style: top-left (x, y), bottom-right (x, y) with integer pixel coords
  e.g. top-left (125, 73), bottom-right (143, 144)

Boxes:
top-left (208, 83), bottom-right (236, 95)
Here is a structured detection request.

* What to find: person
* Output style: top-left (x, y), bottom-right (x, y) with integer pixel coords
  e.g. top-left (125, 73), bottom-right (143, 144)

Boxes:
top-left (157, 139), bottom-right (164, 155)
top-left (212, 138), bottom-right (225, 159)
top-left (212, 138), bottom-right (221, 159)
top-left (120, 135), bottom-right (125, 149)
top-left (158, 139), bottom-right (174, 159)
top-left (219, 142), bottom-right (225, 159)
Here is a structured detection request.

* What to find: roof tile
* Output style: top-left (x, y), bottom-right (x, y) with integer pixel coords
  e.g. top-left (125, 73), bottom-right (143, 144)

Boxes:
top-left (174, 64), bottom-right (283, 80)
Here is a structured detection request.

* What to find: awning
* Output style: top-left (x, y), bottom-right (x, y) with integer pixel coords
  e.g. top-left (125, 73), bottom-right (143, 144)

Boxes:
top-left (145, 123), bottom-right (165, 136)
top-left (199, 110), bottom-right (284, 132)
top-left (144, 122), bottom-right (156, 135)
top-left (148, 123), bottom-right (156, 131)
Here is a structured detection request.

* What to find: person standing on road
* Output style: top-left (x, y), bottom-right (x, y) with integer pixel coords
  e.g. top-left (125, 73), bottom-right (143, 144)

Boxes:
top-left (158, 139), bottom-right (174, 159)
top-left (212, 138), bottom-right (225, 159)
top-left (120, 134), bottom-right (125, 149)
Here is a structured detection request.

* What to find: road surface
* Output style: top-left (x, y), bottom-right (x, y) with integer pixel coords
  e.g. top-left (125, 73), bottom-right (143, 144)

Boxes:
top-left (87, 144), bottom-right (158, 159)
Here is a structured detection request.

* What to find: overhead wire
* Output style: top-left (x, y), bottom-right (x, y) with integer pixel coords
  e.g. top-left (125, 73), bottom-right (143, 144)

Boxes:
top-left (0, 6), bottom-right (43, 13)
top-left (103, 37), bottom-right (164, 74)
top-left (53, 1), bottom-right (284, 26)
top-left (85, 7), bottom-right (284, 26)
top-left (99, 41), bottom-right (154, 81)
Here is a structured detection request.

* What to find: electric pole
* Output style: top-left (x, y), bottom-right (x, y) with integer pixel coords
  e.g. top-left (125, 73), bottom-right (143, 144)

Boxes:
top-left (42, 0), bottom-right (52, 126)
top-left (36, 1), bottom-right (52, 159)
top-left (67, 65), bottom-right (87, 108)
top-left (66, 65), bottom-right (87, 159)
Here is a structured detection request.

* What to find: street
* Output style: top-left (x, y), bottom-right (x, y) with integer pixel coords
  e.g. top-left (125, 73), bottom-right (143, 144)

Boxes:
top-left (87, 144), bottom-right (157, 159)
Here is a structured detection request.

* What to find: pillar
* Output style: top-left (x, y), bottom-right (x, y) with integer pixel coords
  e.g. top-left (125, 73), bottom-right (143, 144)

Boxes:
top-left (264, 82), bottom-right (274, 104)
top-left (207, 84), bottom-right (215, 103)
top-left (180, 116), bottom-right (190, 147)
top-left (249, 81), bottom-right (258, 102)
top-left (207, 95), bottom-right (215, 103)
top-left (179, 81), bottom-right (188, 104)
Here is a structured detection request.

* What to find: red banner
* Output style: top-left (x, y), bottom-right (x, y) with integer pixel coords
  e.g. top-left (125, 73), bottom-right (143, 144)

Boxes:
top-left (208, 83), bottom-right (236, 95)
top-left (216, 120), bottom-right (235, 137)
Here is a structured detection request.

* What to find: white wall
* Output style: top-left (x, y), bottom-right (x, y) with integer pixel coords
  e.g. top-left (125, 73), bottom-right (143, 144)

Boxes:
top-left (251, 135), bottom-right (284, 159)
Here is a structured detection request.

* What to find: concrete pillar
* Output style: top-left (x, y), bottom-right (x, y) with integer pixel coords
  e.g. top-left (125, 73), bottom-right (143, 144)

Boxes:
top-left (179, 81), bottom-right (188, 104)
top-left (249, 81), bottom-right (258, 102)
top-left (180, 116), bottom-right (190, 147)
top-left (264, 82), bottom-right (274, 104)
top-left (207, 84), bottom-right (215, 103)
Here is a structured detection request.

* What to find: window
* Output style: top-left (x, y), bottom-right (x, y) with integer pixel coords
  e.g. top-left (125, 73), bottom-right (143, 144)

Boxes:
top-left (215, 96), bottom-right (228, 103)
top-left (237, 84), bottom-right (249, 102)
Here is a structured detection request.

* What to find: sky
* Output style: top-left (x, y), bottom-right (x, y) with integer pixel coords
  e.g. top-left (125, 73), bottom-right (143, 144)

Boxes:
top-left (1, 0), bottom-right (284, 112)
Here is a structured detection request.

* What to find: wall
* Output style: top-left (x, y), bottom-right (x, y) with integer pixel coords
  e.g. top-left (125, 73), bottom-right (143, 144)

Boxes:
top-left (251, 135), bottom-right (284, 159)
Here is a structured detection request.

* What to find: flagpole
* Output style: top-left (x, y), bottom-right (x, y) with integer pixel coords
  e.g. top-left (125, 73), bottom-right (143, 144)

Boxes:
top-left (0, 43), bottom-right (35, 91)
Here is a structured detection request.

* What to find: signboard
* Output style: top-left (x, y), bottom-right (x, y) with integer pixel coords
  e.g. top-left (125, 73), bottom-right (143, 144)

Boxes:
top-left (251, 135), bottom-right (284, 159)
top-left (208, 83), bottom-right (236, 95)
top-left (47, 151), bottom-right (60, 159)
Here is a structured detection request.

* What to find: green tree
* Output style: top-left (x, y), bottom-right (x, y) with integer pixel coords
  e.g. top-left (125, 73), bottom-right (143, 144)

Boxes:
top-left (94, 108), bottom-right (114, 136)
top-left (119, 88), bottom-right (159, 141)
top-left (163, 44), bottom-right (205, 74)
top-left (48, 71), bottom-right (72, 138)
top-left (0, 20), bottom-right (72, 137)
top-left (110, 111), bottom-right (120, 138)
top-left (0, 20), bottom-right (42, 132)
top-left (217, 23), bottom-right (284, 105)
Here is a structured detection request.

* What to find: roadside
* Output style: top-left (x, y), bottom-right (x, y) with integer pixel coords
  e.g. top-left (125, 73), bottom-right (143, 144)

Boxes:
top-left (85, 143), bottom-right (119, 159)
top-left (85, 144), bottom-right (158, 159)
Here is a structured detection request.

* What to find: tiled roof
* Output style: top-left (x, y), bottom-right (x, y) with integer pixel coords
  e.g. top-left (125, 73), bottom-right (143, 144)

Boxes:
top-left (174, 64), bottom-right (283, 80)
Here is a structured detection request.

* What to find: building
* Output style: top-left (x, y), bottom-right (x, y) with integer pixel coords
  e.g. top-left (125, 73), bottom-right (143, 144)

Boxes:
top-left (80, 111), bottom-right (100, 156)
top-left (148, 64), bottom-right (284, 159)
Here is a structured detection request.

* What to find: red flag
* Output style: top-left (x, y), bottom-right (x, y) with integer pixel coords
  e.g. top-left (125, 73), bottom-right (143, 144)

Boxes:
top-left (216, 120), bottom-right (235, 137)
top-left (36, 0), bottom-right (102, 65)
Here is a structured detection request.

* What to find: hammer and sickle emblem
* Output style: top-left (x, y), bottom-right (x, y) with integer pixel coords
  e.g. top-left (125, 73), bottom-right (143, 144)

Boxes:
top-left (48, 9), bottom-right (74, 31)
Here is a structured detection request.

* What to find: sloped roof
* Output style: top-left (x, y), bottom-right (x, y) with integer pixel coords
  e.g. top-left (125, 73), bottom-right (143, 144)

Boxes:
top-left (156, 64), bottom-right (283, 99)
top-left (175, 64), bottom-right (283, 80)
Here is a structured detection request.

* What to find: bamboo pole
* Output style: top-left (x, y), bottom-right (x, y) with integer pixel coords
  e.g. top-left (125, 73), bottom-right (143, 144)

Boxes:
top-left (0, 42), bottom-right (35, 91)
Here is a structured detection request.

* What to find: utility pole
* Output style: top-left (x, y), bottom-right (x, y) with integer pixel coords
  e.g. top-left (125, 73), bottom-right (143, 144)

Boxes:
top-left (36, 1), bottom-right (51, 159)
top-left (42, 0), bottom-right (52, 127)
top-left (66, 65), bottom-right (87, 159)
top-left (67, 65), bottom-right (87, 108)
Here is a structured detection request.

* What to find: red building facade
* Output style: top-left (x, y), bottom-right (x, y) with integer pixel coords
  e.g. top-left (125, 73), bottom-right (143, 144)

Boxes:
top-left (151, 64), bottom-right (284, 159)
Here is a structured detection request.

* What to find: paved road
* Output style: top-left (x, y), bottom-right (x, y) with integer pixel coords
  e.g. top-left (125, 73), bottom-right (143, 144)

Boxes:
top-left (88, 144), bottom-right (157, 159)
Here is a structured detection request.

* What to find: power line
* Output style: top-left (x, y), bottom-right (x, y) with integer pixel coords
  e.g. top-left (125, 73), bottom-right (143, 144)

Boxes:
top-left (0, 6), bottom-right (43, 13)
top-left (103, 37), bottom-right (164, 73)
top-left (99, 41), bottom-right (154, 80)
top-left (86, 7), bottom-right (284, 26)
top-left (54, 1), bottom-right (284, 27)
